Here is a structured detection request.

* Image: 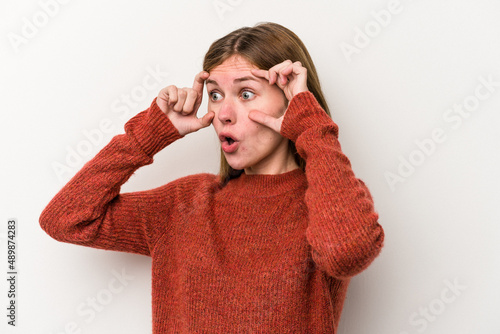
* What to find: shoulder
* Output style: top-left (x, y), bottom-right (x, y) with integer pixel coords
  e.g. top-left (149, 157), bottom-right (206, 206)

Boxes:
top-left (120, 173), bottom-right (221, 203)
top-left (145, 173), bottom-right (221, 199)
top-left (171, 173), bottom-right (221, 193)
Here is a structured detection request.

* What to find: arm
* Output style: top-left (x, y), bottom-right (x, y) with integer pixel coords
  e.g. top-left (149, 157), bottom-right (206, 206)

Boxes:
top-left (39, 71), bottom-right (215, 256)
top-left (39, 98), bottom-right (183, 255)
top-left (281, 91), bottom-right (384, 279)
top-left (251, 62), bottom-right (384, 279)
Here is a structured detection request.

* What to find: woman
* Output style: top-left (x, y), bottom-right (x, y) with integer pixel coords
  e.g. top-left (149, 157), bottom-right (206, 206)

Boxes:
top-left (40, 22), bottom-right (384, 333)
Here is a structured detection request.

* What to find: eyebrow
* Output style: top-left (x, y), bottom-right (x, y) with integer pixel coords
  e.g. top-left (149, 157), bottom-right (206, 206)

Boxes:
top-left (234, 76), bottom-right (259, 84)
top-left (206, 76), bottom-right (260, 86)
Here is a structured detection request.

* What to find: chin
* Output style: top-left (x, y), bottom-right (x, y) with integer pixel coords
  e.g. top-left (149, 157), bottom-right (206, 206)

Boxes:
top-left (225, 156), bottom-right (250, 171)
top-left (226, 161), bottom-right (247, 171)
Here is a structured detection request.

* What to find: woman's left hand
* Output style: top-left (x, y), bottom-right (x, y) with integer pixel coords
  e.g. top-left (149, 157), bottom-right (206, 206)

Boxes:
top-left (249, 60), bottom-right (308, 133)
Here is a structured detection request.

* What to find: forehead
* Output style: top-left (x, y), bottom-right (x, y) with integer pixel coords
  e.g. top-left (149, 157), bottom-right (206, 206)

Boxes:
top-left (208, 55), bottom-right (257, 80)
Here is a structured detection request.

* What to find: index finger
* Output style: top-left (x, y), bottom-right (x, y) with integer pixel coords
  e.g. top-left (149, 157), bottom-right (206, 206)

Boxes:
top-left (252, 68), bottom-right (279, 86)
top-left (193, 71), bottom-right (209, 94)
top-left (251, 68), bottom-right (269, 81)
top-left (248, 109), bottom-right (282, 133)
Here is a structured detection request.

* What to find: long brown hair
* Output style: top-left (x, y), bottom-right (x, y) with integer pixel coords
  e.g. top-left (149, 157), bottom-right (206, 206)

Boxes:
top-left (203, 22), bottom-right (331, 183)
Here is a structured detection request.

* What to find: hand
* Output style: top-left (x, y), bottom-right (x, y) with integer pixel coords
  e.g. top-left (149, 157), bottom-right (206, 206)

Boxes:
top-left (156, 71), bottom-right (214, 136)
top-left (251, 60), bottom-right (308, 102)
top-left (248, 60), bottom-right (309, 133)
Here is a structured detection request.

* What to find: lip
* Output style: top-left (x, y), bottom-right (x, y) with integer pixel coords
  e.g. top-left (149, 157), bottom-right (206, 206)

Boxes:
top-left (219, 132), bottom-right (239, 153)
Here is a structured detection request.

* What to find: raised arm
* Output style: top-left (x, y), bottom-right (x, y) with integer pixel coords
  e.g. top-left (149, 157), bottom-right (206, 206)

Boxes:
top-left (251, 61), bottom-right (384, 279)
top-left (39, 98), bottom-right (182, 255)
top-left (282, 91), bottom-right (384, 278)
top-left (40, 72), bottom-right (214, 256)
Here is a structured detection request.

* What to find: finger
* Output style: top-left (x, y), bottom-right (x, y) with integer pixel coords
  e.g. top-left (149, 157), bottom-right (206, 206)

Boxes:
top-left (192, 71), bottom-right (208, 111)
top-left (190, 111), bottom-right (215, 133)
top-left (281, 61), bottom-right (302, 86)
top-left (251, 68), bottom-right (269, 81)
top-left (193, 71), bottom-right (209, 95)
top-left (292, 61), bottom-right (306, 76)
top-left (156, 87), bottom-right (171, 113)
top-left (248, 109), bottom-right (282, 133)
top-left (252, 67), bottom-right (276, 85)
top-left (270, 60), bottom-right (293, 86)
top-left (180, 89), bottom-right (198, 115)
top-left (157, 87), bottom-right (169, 102)
top-left (269, 69), bottom-right (278, 86)
top-left (279, 64), bottom-right (293, 86)
top-left (174, 89), bottom-right (188, 113)
top-left (166, 85), bottom-right (178, 107)
top-left (199, 111), bottom-right (215, 129)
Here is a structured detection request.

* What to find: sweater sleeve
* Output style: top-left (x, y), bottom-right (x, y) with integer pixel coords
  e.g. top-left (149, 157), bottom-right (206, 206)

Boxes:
top-left (39, 98), bottom-right (183, 256)
top-left (281, 91), bottom-right (384, 279)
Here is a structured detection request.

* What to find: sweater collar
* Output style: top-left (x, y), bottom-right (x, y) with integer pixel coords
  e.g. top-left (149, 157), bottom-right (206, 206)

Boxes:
top-left (223, 168), bottom-right (306, 197)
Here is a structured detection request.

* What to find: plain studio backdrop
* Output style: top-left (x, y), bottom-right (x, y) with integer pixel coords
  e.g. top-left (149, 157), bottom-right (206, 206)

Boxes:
top-left (1, 0), bottom-right (499, 333)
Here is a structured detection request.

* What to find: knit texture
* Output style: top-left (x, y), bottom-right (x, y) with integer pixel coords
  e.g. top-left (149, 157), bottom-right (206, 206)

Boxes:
top-left (40, 91), bottom-right (384, 333)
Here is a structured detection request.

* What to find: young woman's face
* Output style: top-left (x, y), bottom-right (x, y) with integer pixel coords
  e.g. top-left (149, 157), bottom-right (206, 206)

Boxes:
top-left (207, 55), bottom-right (297, 175)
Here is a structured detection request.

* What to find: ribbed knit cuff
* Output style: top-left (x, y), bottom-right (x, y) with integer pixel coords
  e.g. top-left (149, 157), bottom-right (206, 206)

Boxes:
top-left (124, 98), bottom-right (183, 157)
top-left (280, 91), bottom-right (335, 142)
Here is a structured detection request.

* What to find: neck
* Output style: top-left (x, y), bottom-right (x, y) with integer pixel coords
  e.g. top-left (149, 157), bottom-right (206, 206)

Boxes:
top-left (224, 168), bottom-right (306, 197)
top-left (244, 159), bottom-right (299, 175)
top-left (244, 141), bottom-right (299, 175)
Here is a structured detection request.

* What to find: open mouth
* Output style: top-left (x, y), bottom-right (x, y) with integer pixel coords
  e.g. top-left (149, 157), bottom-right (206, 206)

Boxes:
top-left (220, 133), bottom-right (239, 153)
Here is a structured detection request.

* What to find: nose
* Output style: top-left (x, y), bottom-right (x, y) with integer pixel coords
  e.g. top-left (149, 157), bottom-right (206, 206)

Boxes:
top-left (217, 99), bottom-right (236, 124)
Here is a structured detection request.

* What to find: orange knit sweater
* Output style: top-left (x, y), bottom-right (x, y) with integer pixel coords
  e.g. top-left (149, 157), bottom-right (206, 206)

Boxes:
top-left (40, 91), bottom-right (384, 333)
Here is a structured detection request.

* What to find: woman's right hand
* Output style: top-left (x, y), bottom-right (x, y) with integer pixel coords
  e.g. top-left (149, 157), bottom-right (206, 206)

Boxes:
top-left (156, 71), bottom-right (215, 136)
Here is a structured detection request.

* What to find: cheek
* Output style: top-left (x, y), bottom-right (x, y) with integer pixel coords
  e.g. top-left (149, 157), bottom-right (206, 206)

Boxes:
top-left (263, 88), bottom-right (288, 116)
top-left (249, 125), bottom-right (282, 148)
top-left (208, 101), bottom-right (218, 115)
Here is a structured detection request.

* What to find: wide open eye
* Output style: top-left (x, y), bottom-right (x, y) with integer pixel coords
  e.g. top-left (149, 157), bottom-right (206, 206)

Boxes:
top-left (241, 91), bottom-right (255, 100)
top-left (210, 91), bottom-right (222, 101)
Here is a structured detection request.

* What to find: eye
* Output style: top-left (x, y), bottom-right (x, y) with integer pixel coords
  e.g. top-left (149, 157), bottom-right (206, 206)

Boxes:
top-left (241, 90), bottom-right (255, 100)
top-left (209, 91), bottom-right (222, 101)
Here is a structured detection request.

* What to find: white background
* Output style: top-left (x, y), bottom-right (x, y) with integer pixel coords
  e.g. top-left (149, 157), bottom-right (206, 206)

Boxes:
top-left (1, 0), bottom-right (499, 333)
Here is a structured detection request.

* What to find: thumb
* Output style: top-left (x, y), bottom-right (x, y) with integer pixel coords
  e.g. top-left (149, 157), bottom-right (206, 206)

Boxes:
top-left (192, 111), bottom-right (215, 132)
top-left (248, 109), bottom-right (282, 133)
